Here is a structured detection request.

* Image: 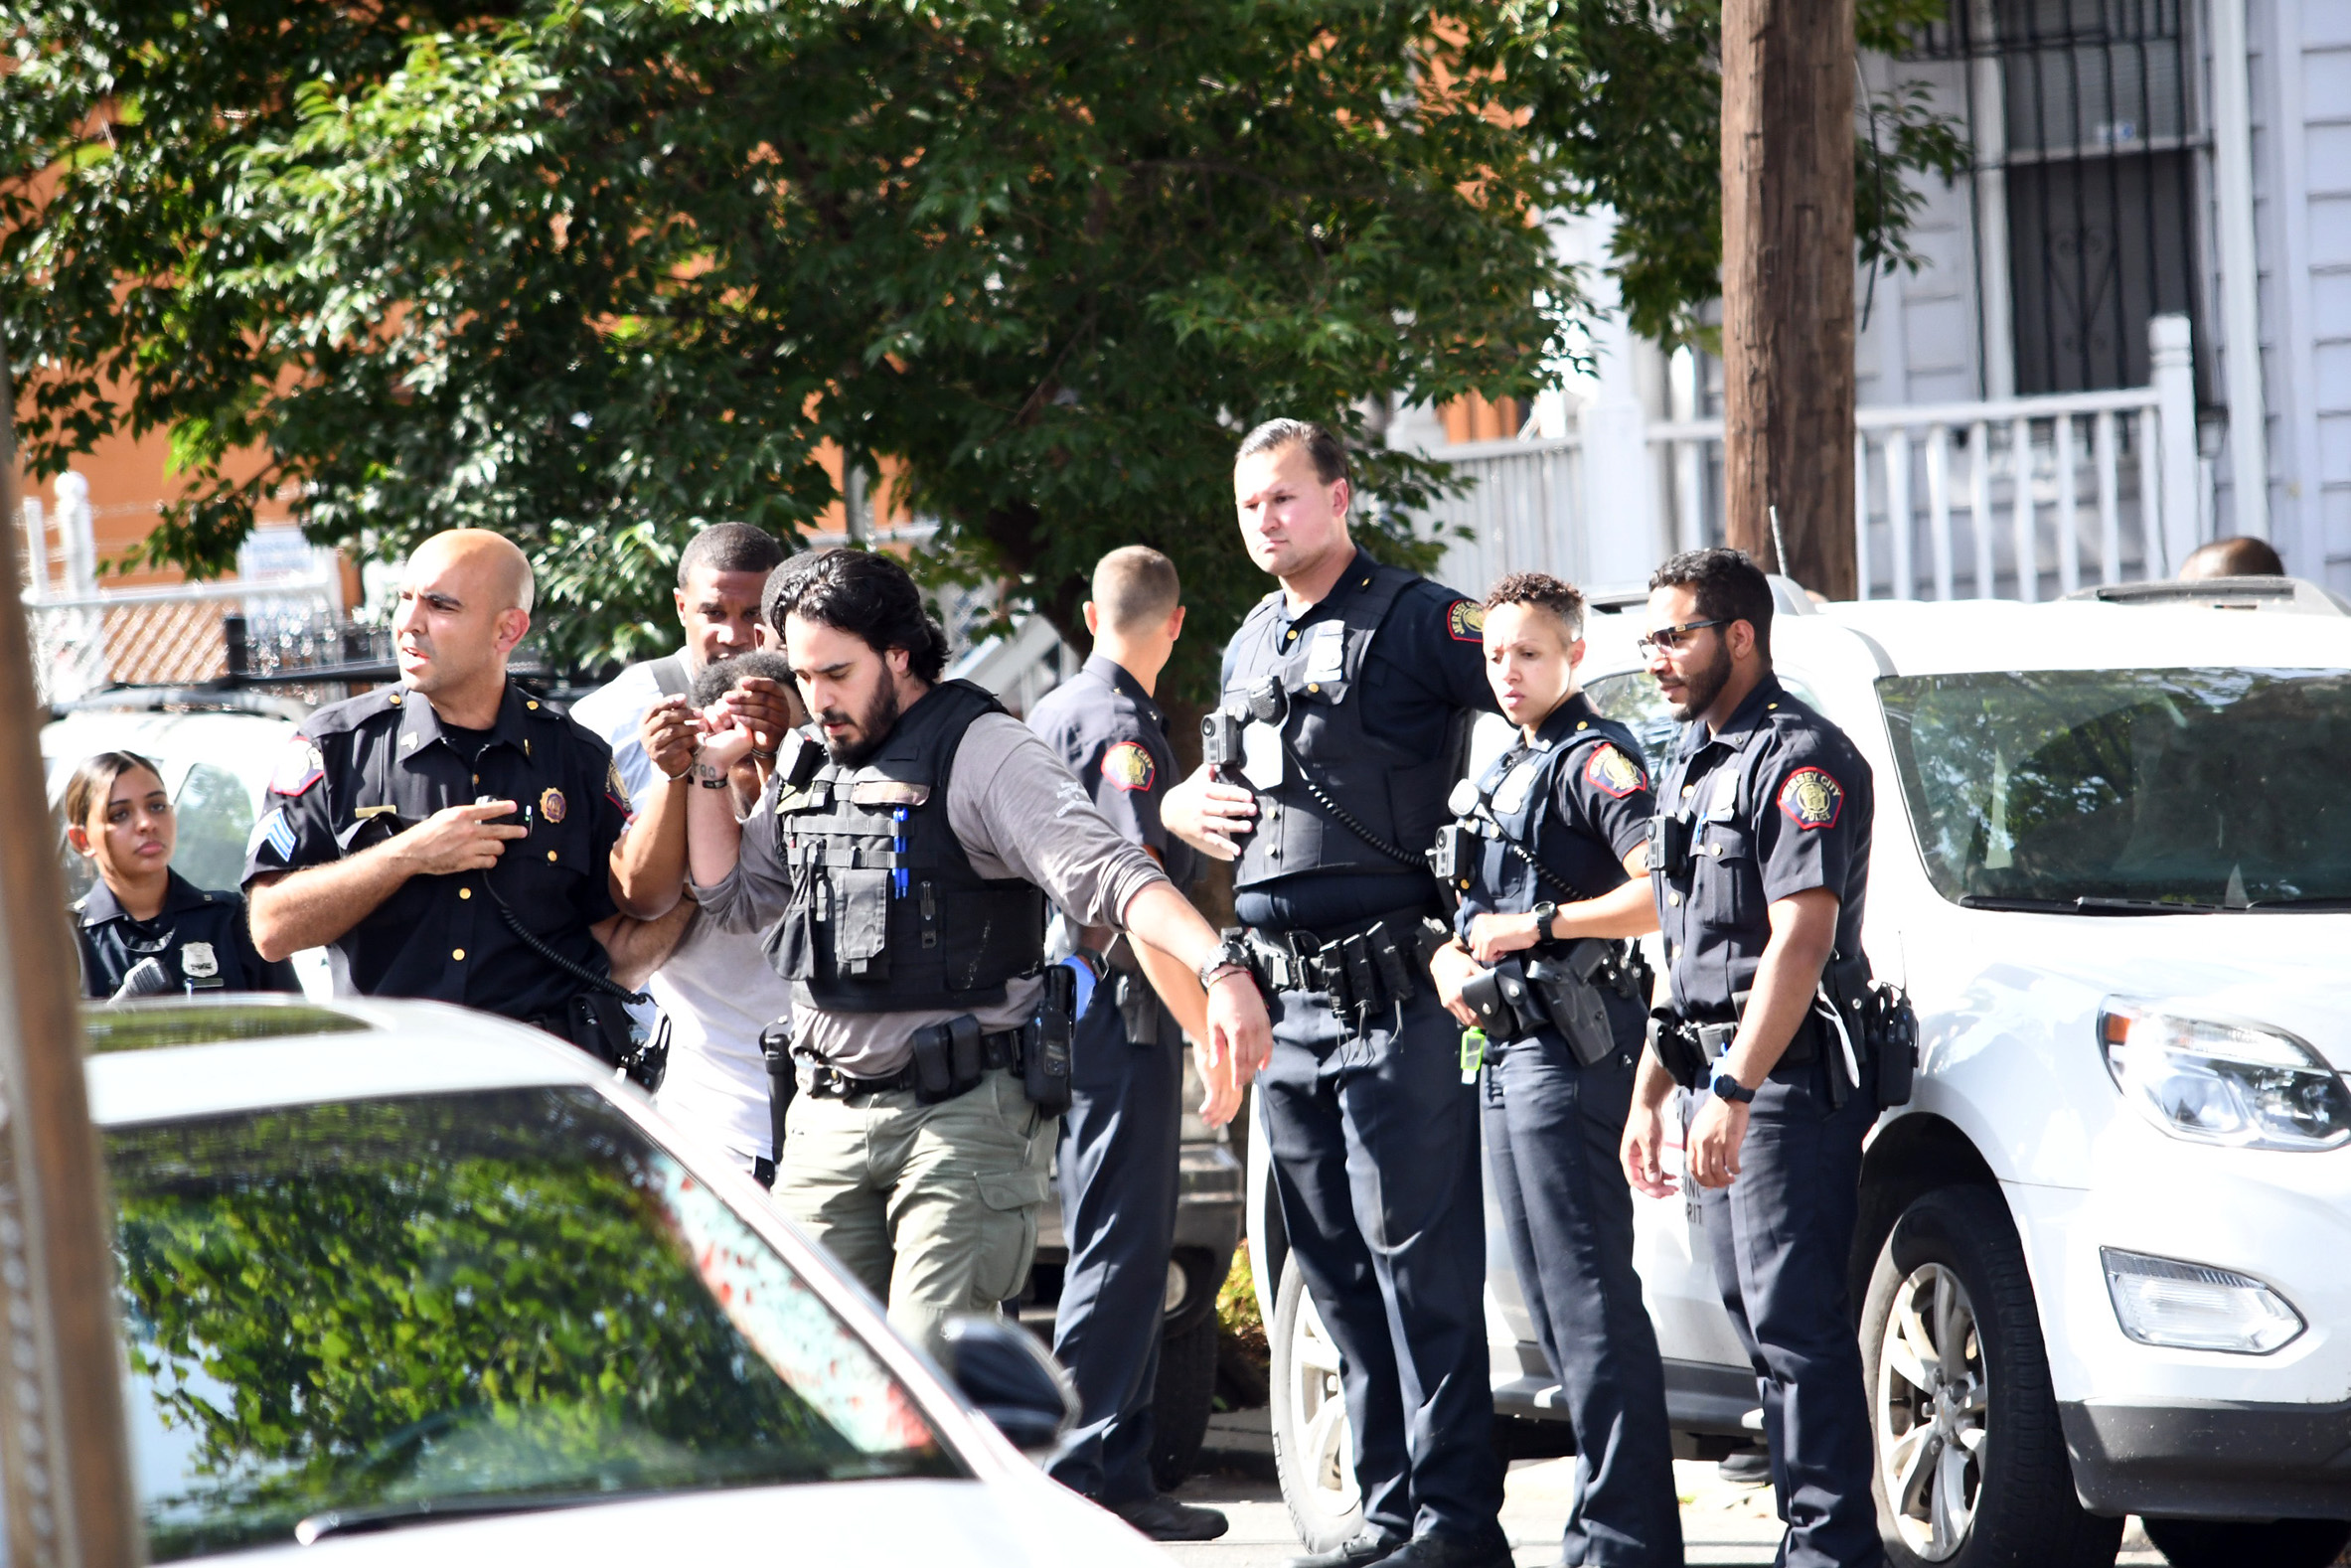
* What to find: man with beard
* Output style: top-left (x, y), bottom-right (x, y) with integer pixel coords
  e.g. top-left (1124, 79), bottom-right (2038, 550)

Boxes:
top-left (1619, 548), bottom-right (1880, 1568)
top-left (683, 549), bottom-right (1273, 1354)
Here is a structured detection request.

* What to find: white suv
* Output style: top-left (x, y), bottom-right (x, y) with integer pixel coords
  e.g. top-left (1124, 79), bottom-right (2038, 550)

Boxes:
top-left (1253, 578), bottom-right (2351, 1568)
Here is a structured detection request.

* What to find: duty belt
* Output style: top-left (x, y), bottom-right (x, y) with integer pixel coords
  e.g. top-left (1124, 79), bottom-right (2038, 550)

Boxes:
top-left (1240, 911), bottom-right (1450, 1029)
top-left (796, 1027), bottom-right (1024, 1101)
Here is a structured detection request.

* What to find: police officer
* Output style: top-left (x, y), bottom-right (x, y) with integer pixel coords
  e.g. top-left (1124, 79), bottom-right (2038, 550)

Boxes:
top-left (1425, 573), bottom-right (1682, 1568)
top-left (1620, 548), bottom-right (1880, 1568)
top-left (1026, 546), bottom-right (1232, 1543)
top-left (683, 548), bottom-right (1272, 1356)
top-left (65, 750), bottom-right (300, 999)
top-left (243, 530), bottom-right (660, 1059)
top-left (1163, 419), bottom-right (1508, 1568)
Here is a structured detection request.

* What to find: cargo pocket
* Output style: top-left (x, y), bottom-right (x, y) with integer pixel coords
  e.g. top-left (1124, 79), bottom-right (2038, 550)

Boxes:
top-left (972, 1169), bottom-right (1050, 1306)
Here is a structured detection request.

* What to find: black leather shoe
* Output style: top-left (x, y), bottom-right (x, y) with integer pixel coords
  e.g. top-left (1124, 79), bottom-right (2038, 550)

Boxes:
top-left (1376, 1528), bottom-right (1516, 1568)
top-left (1284, 1528), bottom-right (1407, 1568)
top-left (1106, 1493), bottom-right (1230, 1542)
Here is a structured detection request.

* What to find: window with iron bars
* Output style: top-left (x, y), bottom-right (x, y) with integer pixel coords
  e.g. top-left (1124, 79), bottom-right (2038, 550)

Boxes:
top-left (1915, 0), bottom-right (2214, 403)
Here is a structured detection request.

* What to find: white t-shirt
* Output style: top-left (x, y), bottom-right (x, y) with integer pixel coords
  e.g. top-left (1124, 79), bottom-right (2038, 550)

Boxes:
top-left (573, 657), bottom-right (794, 1168)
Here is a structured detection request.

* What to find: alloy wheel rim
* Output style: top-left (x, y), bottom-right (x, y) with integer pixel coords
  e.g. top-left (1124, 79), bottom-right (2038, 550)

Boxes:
top-left (1290, 1288), bottom-right (1360, 1517)
top-left (1875, 1261), bottom-right (1988, 1561)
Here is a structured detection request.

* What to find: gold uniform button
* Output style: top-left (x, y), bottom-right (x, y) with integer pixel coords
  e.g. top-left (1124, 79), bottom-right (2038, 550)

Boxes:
top-left (1286, 629), bottom-right (1298, 641)
top-left (1709, 844), bottom-right (1724, 857)
top-left (389, 694), bottom-right (402, 706)
top-left (458, 887), bottom-right (472, 900)
top-left (452, 948), bottom-right (465, 961)
top-left (1308, 683), bottom-right (1321, 694)
top-left (1576, 720), bottom-right (1588, 729)
top-left (1666, 892), bottom-right (1681, 907)
top-left (527, 700), bottom-right (540, 709)
top-left (547, 850), bottom-right (558, 862)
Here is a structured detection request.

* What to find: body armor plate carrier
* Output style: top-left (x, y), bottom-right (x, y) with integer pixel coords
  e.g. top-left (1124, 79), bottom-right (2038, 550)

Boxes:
top-left (765, 679), bottom-right (1046, 1014)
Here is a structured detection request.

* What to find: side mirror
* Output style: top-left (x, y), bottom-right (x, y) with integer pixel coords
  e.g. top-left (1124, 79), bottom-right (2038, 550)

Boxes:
top-left (935, 1315), bottom-right (1076, 1454)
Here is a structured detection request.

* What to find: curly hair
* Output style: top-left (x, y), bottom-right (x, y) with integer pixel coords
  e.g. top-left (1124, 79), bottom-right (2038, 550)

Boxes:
top-left (762, 549), bottom-right (949, 682)
top-left (1484, 571), bottom-right (1587, 641)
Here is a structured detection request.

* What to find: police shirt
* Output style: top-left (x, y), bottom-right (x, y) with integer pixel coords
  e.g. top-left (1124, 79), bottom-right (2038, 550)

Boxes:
top-left (1652, 675), bottom-right (1872, 1020)
top-left (1027, 655), bottom-right (1197, 894)
top-left (1221, 549), bottom-right (1497, 931)
top-left (240, 681), bottom-right (630, 1020)
top-left (74, 870), bottom-right (299, 1000)
top-left (1453, 693), bottom-right (1654, 939)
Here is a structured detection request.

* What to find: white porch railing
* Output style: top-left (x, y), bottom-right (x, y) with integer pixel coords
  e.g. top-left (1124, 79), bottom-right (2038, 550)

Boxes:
top-left (1424, 314), bottom-right (2205, 602)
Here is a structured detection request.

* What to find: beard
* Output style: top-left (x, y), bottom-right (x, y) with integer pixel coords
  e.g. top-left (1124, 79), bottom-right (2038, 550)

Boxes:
top-left (1665, 636), bottom-right (1734, 722)
top-left (821, 679), bottom-right (903, 767)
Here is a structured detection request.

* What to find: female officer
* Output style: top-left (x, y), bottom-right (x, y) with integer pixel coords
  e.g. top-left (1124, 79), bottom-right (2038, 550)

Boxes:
top-left (65, 751), bottom-right (299, 1000)
top-left (1427, 572), bottom-right (1681, 1568)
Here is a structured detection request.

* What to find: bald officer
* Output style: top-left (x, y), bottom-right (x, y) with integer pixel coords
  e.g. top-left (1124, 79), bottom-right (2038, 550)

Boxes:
top-left (1026, 547), bottom-right (1229, 1543)
top-left (243, 530), bottom-right (658, 1060)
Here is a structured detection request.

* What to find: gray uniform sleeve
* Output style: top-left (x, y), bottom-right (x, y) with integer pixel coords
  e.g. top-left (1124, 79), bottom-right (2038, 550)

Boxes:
top-left (688, 783), bottom-right (798, 934)
top-left (948, 715), bottom-right (1171, 929)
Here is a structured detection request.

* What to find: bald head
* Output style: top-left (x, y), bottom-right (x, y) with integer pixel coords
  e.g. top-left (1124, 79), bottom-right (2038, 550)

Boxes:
top-left (408, 528), bottom-right (535, 613)
top-left (392, 529), bottom-right (535, 713)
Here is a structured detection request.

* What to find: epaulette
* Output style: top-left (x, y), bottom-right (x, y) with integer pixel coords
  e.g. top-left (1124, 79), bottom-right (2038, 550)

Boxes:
top-left (303, 684), bottom-right (407, 736)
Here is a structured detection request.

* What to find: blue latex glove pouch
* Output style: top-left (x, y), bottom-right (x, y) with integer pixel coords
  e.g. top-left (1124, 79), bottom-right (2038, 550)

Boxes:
top-left (1060, 954), bottom-right (1099, 1019)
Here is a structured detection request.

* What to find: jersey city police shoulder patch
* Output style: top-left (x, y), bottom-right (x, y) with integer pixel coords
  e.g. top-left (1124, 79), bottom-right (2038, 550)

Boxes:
top-left (605, 760), bottom-right (631, 811)
top-left (1777, 766), bottom-right (1843, 830)
top-left (269, 740), bottom-right (325, 798)
top-left (1447, 600), bottom-right (1486, 642)
top-left (1102, 741), bottom-right (1156, 792)
top-left (1583, 743), bottom-right (1646, 799)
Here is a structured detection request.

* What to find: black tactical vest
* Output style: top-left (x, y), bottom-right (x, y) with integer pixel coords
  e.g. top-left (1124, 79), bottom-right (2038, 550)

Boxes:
top-left (766, 680), bottom-right (1046, 1014)
top-left (1467, 718), bottom-right (1642, 913)
top-left (1223, 562), bottom-right (1459, 891)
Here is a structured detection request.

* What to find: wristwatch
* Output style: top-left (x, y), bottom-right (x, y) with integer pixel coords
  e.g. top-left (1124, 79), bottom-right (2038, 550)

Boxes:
top-left (1531, 900), bottom-right (1559, 943)
top-left (1709, 1064), bottom-right (1757, 1104)
top-left (1196, 936), bottom-right (1253, 993)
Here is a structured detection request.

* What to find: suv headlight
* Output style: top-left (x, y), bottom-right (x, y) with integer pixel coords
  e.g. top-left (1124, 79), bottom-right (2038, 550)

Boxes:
top-left (2102, 1247), bottom-right (2304, 1354)
top-left (2098, 999), bottom-right (2351, 1151)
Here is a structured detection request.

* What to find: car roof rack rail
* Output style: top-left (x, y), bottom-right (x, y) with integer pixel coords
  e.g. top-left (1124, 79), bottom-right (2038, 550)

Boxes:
top-left (2061, 576), bottom-right (2350, 616)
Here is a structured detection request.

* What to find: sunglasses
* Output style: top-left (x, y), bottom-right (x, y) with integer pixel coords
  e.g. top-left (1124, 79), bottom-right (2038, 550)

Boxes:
top-left (1635, 619), bottom-right (1727, 658)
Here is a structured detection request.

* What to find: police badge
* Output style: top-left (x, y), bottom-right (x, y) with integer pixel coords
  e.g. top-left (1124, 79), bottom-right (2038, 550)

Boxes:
top-left (180, 942), bottom-right (220, 980)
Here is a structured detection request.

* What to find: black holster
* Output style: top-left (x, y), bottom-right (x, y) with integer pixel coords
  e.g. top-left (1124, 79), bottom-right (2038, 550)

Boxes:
top-left (1025, 966), bottom-right (1075, 1114)
top-left (1524, 940), bottom-right (1619, 1066)
top-left (561, 994), bottom-right (668, 1093)
top-left (760, 1019), bottom-right (796, 1162)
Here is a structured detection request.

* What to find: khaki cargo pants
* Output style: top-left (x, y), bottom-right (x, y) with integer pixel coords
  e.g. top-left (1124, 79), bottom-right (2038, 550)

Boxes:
top-left (776, 1066), bottom-right (1056, 1351)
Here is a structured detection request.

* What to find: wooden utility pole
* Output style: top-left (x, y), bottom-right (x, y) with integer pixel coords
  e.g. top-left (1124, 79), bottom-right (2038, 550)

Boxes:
top-left (1721, 0), bottom-right (1858, 598)
top-left (0, 344), bottom-right (143, 1567)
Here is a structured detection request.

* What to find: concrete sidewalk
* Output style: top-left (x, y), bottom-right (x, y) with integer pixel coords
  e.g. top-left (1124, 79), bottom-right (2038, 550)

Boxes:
top-left (1158, 1409), bottom-right (2169, 1567)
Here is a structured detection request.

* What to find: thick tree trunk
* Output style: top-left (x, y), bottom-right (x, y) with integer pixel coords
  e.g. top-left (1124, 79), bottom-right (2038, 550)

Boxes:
top-left (1721, 0), bottom-right (1858, 599)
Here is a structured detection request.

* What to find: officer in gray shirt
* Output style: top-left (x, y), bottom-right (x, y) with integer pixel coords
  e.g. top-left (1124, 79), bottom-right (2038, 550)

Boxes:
top-left (687, 549), bottom-right (1272, 1352)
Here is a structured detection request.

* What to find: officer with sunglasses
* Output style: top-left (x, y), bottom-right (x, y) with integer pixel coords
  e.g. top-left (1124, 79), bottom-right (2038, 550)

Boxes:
top-left (1620, 548), bottom-right (1881, 1568)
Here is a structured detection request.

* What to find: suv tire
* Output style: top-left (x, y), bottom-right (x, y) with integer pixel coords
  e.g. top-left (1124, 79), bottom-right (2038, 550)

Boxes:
top-left (1269, 1261), bottom-right (1363, 1552)
top-left (1150, 1312), bottom-right (1218, 1490)
top-left (1862, 1184), bottom-right (2123, 1568)
top-left (2141, 1516), bottom-right (2351, 1568)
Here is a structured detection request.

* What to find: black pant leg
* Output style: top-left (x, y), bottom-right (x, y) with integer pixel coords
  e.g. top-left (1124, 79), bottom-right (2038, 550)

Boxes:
top-left (1258, 988), bottom-right (1416, 1541)
top-left (1489, 1034), bottom-right (1683, 1567)
top-left (1699, 1060), bottom-right (1881, 1568)
top-left (1047, 996), bottom-right (1183, 1503)
top-left (1331, 989), bottom-right (1505, 1543)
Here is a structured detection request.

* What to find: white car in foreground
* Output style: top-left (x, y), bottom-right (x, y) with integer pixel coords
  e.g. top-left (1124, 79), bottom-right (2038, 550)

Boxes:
top-left (79, 996), bottom-right (1165, 1567)
top-left (1255, 576), bottom-right (2351, 1568)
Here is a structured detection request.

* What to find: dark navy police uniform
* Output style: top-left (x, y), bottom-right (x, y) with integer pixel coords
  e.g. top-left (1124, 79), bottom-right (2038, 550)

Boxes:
top-left (1026, 655), bottom-right (1197, 1506)
top-left (1651, 674), bottom-right (1877, 1568)
top-left (1451, 694), bottom-right (1682, 1566)
top-left (1220, 549), bottom-right (1507, 1554)
top-left (240, 681), bottom-right (630, 1026)
top-left (75, 870), bottom-right (300, 1000)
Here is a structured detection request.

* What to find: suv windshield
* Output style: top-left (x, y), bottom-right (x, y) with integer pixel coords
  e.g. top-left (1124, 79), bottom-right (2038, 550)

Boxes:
top-left (110, 1088), bottom-right (960, 1560)
top-left (1881, 668), bottom-right (2351, 908)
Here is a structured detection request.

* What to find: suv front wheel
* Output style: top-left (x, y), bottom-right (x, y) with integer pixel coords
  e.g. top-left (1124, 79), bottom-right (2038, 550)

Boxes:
top-left (1862, 1184), bottom-right (2123, 1568)
top-left (1269, 1261), bottom-right (1363, 1552)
